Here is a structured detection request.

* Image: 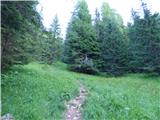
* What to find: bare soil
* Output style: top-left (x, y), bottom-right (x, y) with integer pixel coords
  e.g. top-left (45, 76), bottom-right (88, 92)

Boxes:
top-left (64, 83), bottom-right (88, 120)
top-left (1, 113), bottom-right (14, 120)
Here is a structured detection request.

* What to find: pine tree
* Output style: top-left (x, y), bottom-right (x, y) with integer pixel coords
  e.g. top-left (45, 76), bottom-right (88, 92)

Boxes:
top-left (128, 1), bottom-right (160, 74)
top-left (100, 2), bottom-right (128, 75)
top-left (64, 0), bottom-right (100, 74)
top-left (42, 15), bottom-right (63, 64)
top-left (1, 1), bottom-right (43, 69)
top-left (50, 14), bottom-right (61, 38)
top-left (93, 8), bottom-right (104, 69)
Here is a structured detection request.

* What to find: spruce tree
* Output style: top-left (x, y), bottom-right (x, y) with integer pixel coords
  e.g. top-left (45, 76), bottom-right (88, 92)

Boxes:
top-left (128, 1), bottom-right (160, 74)
top-left (1, 1), bottom-right (43, 69)
top-left (42, 15), bottom-right (63, 64)
top-left (64, 0), bottom-right (100, 74)
top-left (93, 8), bottom-right (104, 70)
top-left (100, 3), bottom-right (128, 75)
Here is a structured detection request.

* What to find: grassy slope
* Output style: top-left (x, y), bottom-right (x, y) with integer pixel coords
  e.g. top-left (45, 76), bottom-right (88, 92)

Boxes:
top-left (2, 62), bottom-right (160, 120)
top-left (2, 62), bottom-right (79, 120)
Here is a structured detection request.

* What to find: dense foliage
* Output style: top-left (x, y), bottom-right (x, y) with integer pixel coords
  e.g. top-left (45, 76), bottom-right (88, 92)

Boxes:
top-left (1, 1), bottom-right (62, 70)
top-left (41, 15), bottom-right (63, 64)
top-left (1, 1), bottom-right (42, 69)
top-left (98, 3), bottom-right (129, 75)
top-left (64, 0), bottom-right (100, 74)
top-left (128, 3), bottom-right (160, 74)
top-left (1, 1), bottom-right (160, 75)
top-left (64, 0), bottom-right (160, 75)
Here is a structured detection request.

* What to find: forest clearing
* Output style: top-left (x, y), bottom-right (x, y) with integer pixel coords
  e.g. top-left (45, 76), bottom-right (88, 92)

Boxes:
top-left (1, 0), bottom-right (160, 120)
top-left (2, 62), bottom-right (160, 120)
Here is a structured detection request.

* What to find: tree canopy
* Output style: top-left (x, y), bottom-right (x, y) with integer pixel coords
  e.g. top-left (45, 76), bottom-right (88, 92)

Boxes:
top-left (1, 0), bottom-right (160, 75)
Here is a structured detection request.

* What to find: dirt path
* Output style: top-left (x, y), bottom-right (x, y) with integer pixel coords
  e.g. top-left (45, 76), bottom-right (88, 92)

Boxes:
top-left (1, 113), bottom-right (14, 120)
top-left (64, 83), bottom-right (88, 120)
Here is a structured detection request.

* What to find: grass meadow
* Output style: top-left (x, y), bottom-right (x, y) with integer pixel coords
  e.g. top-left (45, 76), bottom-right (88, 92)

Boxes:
top-left (2, 62), bottom-right (160, 120)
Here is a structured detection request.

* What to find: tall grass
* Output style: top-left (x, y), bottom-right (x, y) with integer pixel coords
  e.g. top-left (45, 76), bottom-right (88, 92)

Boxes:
top-left (80, 74), bottom-right (160, 120)
top-left (2, 62), bottom-right (78, 120)
top-left (2, 62), bottom-right (160, 120)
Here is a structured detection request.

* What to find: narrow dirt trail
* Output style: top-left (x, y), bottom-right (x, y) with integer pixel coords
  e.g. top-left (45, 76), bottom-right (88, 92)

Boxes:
top-left (64, 83), bottom-right (88, 120)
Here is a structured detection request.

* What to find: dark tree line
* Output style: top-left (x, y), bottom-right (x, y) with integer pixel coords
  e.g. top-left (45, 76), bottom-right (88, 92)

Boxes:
top-left (2, 1), bottom-right (160, 75)
top-left (1, 1), bottom-right (62, 71)
top-left (64, 0), bottom-right (160, 75)
top-left (128, 3), bottom-right (160, 74)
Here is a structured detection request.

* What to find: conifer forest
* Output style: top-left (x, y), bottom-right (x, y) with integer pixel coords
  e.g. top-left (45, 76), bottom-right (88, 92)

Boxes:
top-left (1, 0), bottom-right (160, 120)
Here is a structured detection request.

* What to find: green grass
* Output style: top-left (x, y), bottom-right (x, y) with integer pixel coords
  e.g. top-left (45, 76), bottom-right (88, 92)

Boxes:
top-left (1, 62), bottom-right (79, 120)
top-left (2, 62), bottom-right (160, 120)
top-left (79, 74), bottom-right (160, 120)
